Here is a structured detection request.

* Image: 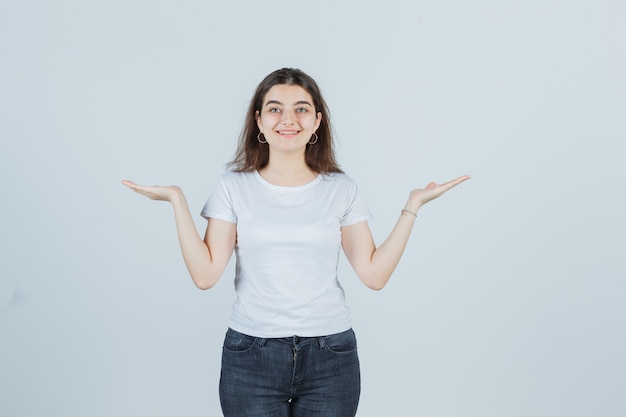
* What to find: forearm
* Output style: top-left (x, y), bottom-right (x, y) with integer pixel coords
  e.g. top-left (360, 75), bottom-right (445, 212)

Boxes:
top-left (363, 209), bottom-right (418, 289)
top-left (169, 193), bottom-right (216, 289)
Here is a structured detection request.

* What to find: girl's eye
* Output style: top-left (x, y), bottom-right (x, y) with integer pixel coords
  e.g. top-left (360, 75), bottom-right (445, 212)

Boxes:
top-left (296, 107), bottom-right (308, 113)
top-left (268, 107), bottom-right (281, 113)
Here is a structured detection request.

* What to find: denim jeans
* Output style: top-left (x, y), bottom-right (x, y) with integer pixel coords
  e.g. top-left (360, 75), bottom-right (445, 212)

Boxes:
top-left (219, 328), bottom-right (361, 417)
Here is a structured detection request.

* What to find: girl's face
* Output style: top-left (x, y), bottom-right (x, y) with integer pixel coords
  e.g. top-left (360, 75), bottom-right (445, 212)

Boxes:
top-left (256, 84), bottom-right (322, 156)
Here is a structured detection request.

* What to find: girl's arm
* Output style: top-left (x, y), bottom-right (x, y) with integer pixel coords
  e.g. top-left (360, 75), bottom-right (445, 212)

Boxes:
top-left (122, 180), bottom-right (236, 290)
top-left (341, 175), bottom-right (470, 290)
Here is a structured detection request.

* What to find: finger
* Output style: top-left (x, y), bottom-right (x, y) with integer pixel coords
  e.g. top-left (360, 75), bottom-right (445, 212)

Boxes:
top-left (122, 179), bottom-right (147, 192)
top-left (425, 175), bottom-right (470, 196)
top-left (123, 181), bottom-right (155, 197)
top-left (442, 175), bottom-right (471, 189)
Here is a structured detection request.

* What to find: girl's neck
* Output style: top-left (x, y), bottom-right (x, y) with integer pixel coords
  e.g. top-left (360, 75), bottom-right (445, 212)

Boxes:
top-left (259, 156), bottom-right (318, 187)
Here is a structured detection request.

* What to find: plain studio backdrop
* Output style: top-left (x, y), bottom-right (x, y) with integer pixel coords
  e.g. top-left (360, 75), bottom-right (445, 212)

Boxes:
top-left (1, 1), bottom-right (624, 416)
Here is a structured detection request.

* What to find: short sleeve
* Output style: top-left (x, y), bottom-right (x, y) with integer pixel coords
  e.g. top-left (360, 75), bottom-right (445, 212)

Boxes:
top-left (201, 173), bottom-right (237, 223)
top-left (340, 178), bottom-right (373, 227)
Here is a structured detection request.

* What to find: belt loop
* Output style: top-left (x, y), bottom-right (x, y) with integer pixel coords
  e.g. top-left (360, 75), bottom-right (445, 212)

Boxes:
top-left (317, 336), bottom-right (326, 349)
top-left (257, 338), bottom-right (267, 347)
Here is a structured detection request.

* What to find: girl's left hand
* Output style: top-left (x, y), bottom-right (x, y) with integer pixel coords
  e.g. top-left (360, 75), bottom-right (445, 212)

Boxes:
top-left (406, 175), bottom-right (471, 211)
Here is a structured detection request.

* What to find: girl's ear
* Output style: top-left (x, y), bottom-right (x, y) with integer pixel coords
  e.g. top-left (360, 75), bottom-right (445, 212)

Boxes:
top-left (256, 110), bottom-right (263, 132)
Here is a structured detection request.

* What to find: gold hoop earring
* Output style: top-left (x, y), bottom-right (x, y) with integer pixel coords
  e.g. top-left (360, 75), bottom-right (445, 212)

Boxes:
top-left (257, 132), bottom-right (267, 144)
top-left (308, 133), bottom-right (319, 145)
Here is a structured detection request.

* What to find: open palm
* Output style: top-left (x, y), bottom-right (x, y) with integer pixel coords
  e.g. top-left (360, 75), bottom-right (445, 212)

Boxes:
top-left (121, 180), bottom-right (182, 202)
top-left (409, 175), bottom-right (471, 207)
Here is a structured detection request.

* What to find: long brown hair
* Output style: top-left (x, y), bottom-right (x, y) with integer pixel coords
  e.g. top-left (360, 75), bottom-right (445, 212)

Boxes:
top-left (228, 68), bottom-right (343, 174)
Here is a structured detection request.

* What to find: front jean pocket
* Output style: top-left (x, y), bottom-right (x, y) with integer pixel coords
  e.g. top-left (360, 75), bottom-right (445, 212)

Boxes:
top-left (323, 329), bottom-right (358, 354)
top-left (222, 328), bottom-right (258, 353)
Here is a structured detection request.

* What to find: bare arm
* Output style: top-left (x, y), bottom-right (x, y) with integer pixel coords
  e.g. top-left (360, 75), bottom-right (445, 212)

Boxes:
top-left (341, 175), bottom-right (470, 290)
top-left (122, 180), bottom-right (236, 290)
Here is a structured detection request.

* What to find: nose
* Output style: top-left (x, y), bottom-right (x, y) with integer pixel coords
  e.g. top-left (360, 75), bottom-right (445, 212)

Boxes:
top-left (280, 107), bottom-right (296, 125)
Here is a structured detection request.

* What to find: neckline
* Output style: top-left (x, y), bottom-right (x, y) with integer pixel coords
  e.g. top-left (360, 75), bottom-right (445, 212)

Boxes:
top-left (254, 170), bottom-right (322, 191)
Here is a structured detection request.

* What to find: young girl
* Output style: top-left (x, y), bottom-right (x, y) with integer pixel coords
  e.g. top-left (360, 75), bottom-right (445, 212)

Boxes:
top-left (123, 67), bottom-right (469, 417)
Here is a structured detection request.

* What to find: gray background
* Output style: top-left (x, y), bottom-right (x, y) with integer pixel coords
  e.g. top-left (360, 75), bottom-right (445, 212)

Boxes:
top-left (1, 0), bottom-right (624, 416)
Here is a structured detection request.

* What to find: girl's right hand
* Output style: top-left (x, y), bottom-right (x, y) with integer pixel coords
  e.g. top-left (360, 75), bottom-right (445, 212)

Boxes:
top-left (121, 180), bottom-right (182, 202)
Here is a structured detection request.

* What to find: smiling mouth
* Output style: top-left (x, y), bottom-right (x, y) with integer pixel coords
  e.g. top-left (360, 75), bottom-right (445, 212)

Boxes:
top-left (278, 130), bottom-right (299, 136)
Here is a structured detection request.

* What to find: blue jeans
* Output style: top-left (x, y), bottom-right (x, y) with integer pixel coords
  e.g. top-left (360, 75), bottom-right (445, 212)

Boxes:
top-left (219, 328), bottom-right (361, 417)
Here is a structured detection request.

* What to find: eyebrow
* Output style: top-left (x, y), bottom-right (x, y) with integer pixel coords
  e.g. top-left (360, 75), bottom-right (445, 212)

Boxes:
top-left (264, 100), bottom-right (313, 107)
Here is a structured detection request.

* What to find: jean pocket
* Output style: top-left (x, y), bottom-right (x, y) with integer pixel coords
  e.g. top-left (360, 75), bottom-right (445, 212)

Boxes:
top-left (323, 329), bottom-right (357, 354)
top-left (223, 328), bottom-right (258, 353)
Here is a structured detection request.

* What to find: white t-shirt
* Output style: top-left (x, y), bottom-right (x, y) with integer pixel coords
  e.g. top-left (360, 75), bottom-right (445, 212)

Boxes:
top-left (201, 170), bottom-right (372, 338)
